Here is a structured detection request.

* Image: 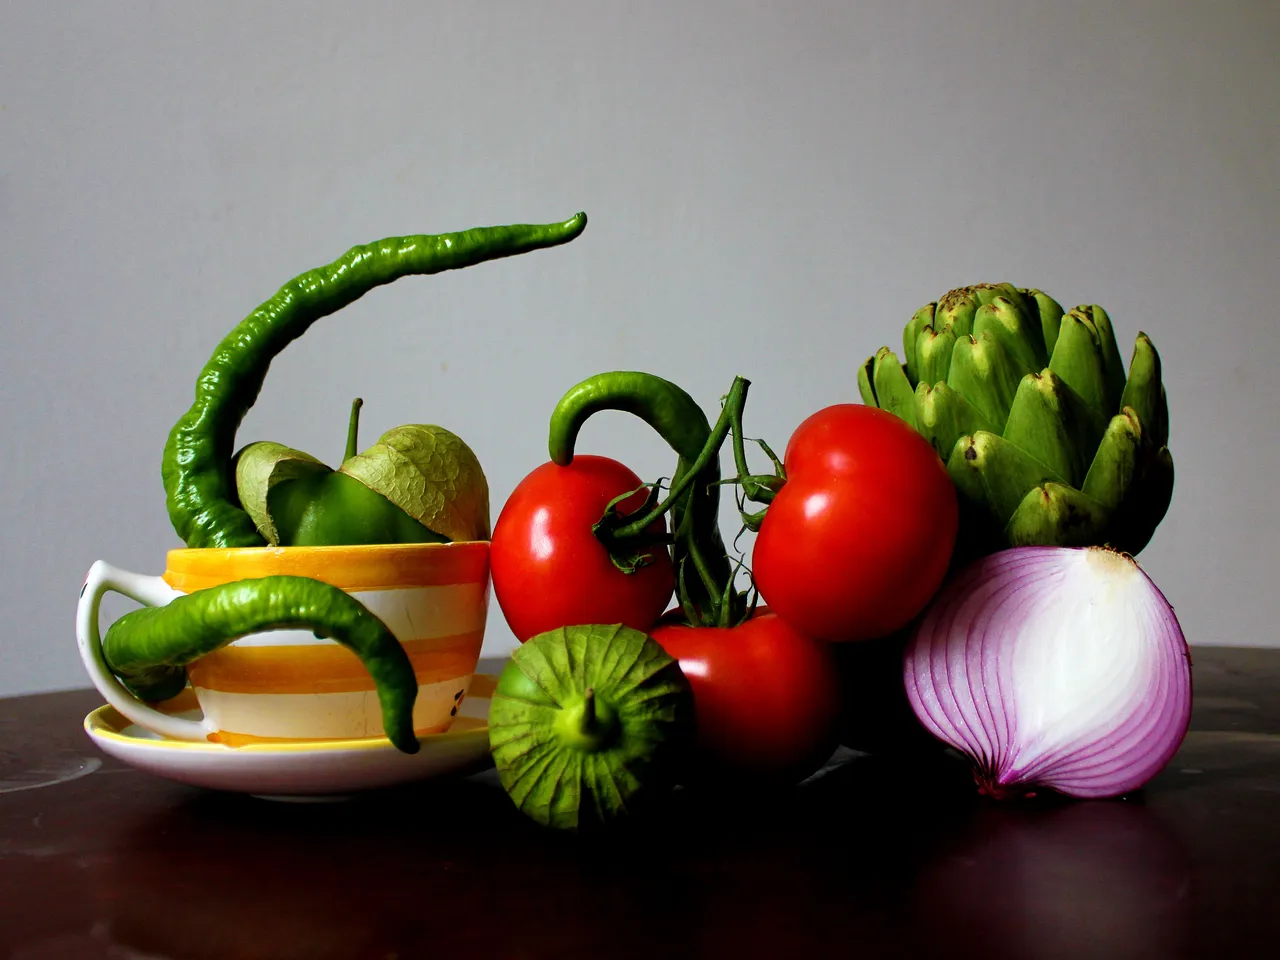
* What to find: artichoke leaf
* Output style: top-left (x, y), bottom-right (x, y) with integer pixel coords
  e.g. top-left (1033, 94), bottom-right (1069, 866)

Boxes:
top-left (973, 282), bottom-right (1031, 317)
top-left (1120, 333), bottom-right (1167, 447)
top-left (916, 382), bottom-right (996, 462)
top-left (948, 431), bottom-right (1068, 530)
top-left (857, 355), bottom-right (878, 406)
top-left (872, 348), bottom-right (918, 429)
top-left (974, 296), bottom-right (1049, 375)
top-left (946, 332), bottom-right (1032, 433)
top-left (233, 441), bottom-right (330, 545)
top-left (916, 325), bottom-right (958, 387)
top-left (1025, 289), bottom-right (1064, 358)
top-left (938, 282), bottom-right (1031, 331)
top-left (1001, 369), bottom-right (1108, 488)
top-left (340, 424), bottom-right (491, 542)
top-left (903, 303), bottom-right (935, 383)
top-left (1076, 305), bottom-right (1127, 412)
top-left (1112, 445), bottom-right (1175, 555)
top-left (1003, 481), bottom-right (1112, 548)
top-left (935, 288), bottom-right (981, 338)
top-left (1081, 408), bottom-right (1144, 509)
top-left (1049, 311), bottom-right (1115, 415)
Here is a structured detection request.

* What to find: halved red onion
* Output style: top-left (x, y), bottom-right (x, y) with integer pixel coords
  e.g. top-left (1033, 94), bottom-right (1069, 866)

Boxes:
top-left (903, 546), bottom-right (1192, 799)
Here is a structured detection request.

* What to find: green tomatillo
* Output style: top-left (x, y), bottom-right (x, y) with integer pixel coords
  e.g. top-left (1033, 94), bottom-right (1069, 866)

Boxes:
top-left (488, 622), bottom-right (694, 831)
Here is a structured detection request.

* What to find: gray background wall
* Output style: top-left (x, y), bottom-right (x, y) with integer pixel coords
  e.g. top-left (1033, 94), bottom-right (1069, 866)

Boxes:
top-left (1, 1), bottom-right (1276, 697)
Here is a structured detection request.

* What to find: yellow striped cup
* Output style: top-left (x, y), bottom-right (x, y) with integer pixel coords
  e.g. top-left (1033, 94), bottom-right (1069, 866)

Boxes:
top-left (76, 542), bottom-right (489, 746)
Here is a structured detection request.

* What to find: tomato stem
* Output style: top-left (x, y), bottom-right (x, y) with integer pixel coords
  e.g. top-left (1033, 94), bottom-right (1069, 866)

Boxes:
top-left (729, 410), bottom-right (784, 505)
top-left (604, 379), bottom-right (751, 623)
top-left (686, 535), bottom-right (724, 607)
top-left (594, 374), bottom-right (784, 628)
top-left (610, 376), bottom-right (783, 627)
top-left (607, 377), bottom-right (751, 541)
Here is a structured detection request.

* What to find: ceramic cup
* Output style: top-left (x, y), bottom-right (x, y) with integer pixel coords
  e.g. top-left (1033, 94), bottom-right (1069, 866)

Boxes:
top-left (76, 542), bottom-right (489, 745)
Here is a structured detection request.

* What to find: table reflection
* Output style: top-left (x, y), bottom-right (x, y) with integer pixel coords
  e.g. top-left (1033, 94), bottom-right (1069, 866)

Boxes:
top-left (910, 799), bottom-right (1193, 959)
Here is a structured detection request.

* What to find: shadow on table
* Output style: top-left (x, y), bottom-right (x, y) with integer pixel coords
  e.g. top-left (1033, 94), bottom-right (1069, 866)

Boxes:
top-left (80, 751), bottom-right (1193, 960)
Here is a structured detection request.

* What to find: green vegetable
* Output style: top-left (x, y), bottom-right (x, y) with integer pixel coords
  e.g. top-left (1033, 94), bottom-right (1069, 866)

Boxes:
top-left (163, 213), bottom-right (588, 549)
top-left (488, 623), bottom-right (694, 830)
top-left (858, 283), bottom-right (1172, 556)
top-left (549, 372), bottom-right (731, 616)
top-left (235, 398), bottom-right (489, 545)
top-left (102, 576), bottom-right (420, 754)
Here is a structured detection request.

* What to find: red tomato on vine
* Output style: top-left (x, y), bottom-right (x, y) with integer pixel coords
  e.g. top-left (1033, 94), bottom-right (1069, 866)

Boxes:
top-left (752, 404), bottom-right (957, 643)
top-left (491, 455), bottom-right (674, 642)
top-left (652, 609), bottom-right (840, 784)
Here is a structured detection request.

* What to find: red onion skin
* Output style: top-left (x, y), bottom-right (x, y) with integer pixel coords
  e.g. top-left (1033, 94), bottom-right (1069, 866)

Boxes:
top-left (904, 546), bottom-right (1193, 800)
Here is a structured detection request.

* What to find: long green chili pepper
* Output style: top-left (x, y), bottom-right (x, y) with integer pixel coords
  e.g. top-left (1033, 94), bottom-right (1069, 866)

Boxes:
top-left (547, 371), bottom-right (732, 614)
top-left (165, 213), bottom-right (588, 549)
top-left (102, 576), bottom-right (420, 753)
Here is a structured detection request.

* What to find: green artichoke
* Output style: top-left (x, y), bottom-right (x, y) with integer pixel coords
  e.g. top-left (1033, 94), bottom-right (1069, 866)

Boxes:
top-left (858, 283), bottom-right (1173, 558)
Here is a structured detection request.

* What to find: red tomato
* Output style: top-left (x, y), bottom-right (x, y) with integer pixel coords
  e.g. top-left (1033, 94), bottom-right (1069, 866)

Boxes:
top-left (753, 404), bottom-right (957, 643)
top-left (491, 455), bottom-right (675, 642)
top-left (652, 610), bottom-right (840, 784)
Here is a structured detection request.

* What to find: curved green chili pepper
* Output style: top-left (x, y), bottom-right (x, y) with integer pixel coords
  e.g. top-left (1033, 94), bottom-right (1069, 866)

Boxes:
top-left (102, 575), bottom-right (420, 753)
top-left (548, 371), bottom-right (731, 613)
top-left (165, 213), bottom-right (588, 549)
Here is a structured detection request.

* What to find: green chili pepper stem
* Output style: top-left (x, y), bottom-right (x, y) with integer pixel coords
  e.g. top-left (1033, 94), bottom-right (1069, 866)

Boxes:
top-left (102, 576), bottom-right (421, 754)
top-left (548, 370), bottom-right (731, 613)
top-left (344, 398), bottom-right (363, 462)
top-left (165, 212), bottom-right (588, 549)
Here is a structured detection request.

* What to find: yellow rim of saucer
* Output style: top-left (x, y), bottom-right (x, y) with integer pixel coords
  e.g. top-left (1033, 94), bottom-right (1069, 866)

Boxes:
top-left (83, 674), bottom-right (497, 754)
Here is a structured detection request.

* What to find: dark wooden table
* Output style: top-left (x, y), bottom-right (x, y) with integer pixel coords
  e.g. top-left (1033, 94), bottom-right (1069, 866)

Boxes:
top-left (2, 648), bottom-right (1277, 959)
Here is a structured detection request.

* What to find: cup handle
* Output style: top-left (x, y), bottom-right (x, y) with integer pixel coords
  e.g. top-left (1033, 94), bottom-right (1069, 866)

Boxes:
top-left (76, 560), bottom-right (216, 743)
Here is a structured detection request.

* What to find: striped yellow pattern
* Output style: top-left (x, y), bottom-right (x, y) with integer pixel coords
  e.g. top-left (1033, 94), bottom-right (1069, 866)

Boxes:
top-left (163, 541), bottom-right (489, 593)
top-left (158, 541), bottom-right (490, 744)
top-left (187, 630), bottom-right (484, 694)
top-left (165, 542), bottom-right (488, 593)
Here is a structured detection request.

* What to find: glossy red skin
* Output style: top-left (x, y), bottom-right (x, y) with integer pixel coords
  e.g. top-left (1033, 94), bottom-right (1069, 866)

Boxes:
top-left (651, 611), bottom-right (840, 784)
top-left (753, 404), bottom-right (957, 643)
top-left (490, 455), bottom-right (675, 642)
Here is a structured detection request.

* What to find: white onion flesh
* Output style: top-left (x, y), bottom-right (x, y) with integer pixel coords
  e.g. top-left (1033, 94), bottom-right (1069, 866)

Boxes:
top-left (904, 546), bottom-right (1192, 799)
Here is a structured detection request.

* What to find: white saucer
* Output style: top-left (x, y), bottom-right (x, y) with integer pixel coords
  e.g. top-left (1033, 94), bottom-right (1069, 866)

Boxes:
top-left (84, 675), bottom-right (497, 799)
